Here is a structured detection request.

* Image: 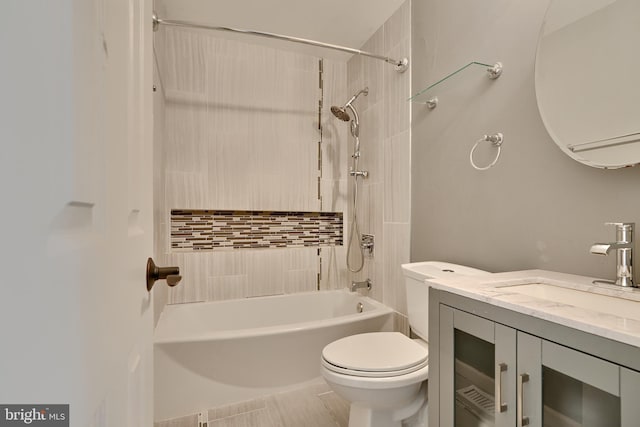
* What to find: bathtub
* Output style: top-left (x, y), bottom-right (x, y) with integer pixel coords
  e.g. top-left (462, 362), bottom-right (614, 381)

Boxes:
top-left (153, 289), bottom-right (393, 421)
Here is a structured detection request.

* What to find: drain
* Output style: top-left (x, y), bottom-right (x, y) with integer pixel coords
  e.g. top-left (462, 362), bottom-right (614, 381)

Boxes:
top-left (356, 302), bottom-right (364, 313)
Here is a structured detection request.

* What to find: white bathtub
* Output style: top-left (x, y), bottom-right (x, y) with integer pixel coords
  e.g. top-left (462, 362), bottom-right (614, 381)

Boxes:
top-left (154, 289), bottom-right (393, 421)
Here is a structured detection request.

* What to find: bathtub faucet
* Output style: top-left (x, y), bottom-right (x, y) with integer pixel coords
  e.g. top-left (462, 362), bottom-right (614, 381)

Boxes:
top-left (351, 279), bottom-right (372, 292)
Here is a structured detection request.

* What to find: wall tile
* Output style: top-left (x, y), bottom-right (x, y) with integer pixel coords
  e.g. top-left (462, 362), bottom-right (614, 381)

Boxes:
top-left (383, 35), bottom-right (411, 138)
top-left (384, 129), bottom-right (411, 223)
top-left (394, 312), bottom-right (410, 336)
top-left (161, 28), bottom-right (207, 94)
top-left (171, 210), bottom-right (343, 251)
top-left (164, 95), bottom-right (208, 174)
top-left (165, 171), bottom-right (208, 210)
top-left (284, 269), bottom-right (317, 294)
top-left (320, 178), bottom-right (347, 213)
top-left (384, 0), bottom-right (411, 55)
top-left (346, 1), bottom-right (411, 317)
top-left (157, 2), bottom-right (411, 306)
top-left (361, 31), bottom-right (385, 110)
top-left (167, 252), bottom-right (208, 304)
top-left (382, 223), bottom-right (410, 314)
top-left (367, 258), bottom-right (384, 303)
top-left (204, 39), bottom-right (319, 213)
top-left (208, 132), bottom-right (252, 210)
top-left (246, 249), bottom-right (286, 297)
top-left (358, 102), bottom-right (384, 186)
top-left (319, 246), bottom-right (348, 291)
top-left (321, 59), bottom-right (349, 183)
top-left (207, 250), bottom-right (247, 276)
top-left (206, 274), bottom-right (249, 301)
top-left (347, 53), bottom-right (363, 87)
top-left (157, 27), bottom-right (344, 302)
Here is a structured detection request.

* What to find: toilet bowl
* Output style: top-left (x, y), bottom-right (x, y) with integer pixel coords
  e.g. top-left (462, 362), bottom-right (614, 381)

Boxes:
top-left (321, 262), bottom-right (490, 427)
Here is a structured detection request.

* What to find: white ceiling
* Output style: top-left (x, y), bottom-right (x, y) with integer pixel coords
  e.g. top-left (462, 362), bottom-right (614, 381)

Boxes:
top-left (155, 0), bottom-right (405, 58)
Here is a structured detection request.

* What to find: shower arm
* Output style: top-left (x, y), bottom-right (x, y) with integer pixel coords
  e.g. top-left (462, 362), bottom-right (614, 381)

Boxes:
top-left (152, 12), bottom-right (409, 73)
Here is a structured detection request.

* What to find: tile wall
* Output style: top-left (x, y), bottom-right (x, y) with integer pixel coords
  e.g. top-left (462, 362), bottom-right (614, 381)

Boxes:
top-left (346, 1), bottom-right (412, 330)
top-left (153, 2), bottom-right (411, 331)
top-left (170, 210), bottom-right (343, 250)
top-left (154, 26), bottom-right (349, 304)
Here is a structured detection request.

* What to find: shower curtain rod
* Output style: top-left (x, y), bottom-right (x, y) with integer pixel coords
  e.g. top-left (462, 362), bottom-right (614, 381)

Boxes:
top-left (152, 12), bottom-right (409, 73)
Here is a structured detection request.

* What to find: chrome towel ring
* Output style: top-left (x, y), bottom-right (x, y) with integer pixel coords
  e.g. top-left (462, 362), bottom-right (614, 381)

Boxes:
top-left (470, 133), bottom-right (504, 171)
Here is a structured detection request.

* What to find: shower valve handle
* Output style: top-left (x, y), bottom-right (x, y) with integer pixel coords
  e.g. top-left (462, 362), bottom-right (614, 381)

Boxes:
top-left (349, 169), bottom-right (369, 178)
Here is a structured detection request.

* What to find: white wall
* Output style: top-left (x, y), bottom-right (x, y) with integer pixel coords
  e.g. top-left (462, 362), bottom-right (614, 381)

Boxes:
top-left (2, 0), bottom-right (155, 425)
top-left (411, 0), bottom-right (640, 279)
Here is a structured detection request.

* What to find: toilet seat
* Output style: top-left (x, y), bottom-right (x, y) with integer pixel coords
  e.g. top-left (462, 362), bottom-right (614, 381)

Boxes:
top-left (321, 332), bottom-right (428, 378)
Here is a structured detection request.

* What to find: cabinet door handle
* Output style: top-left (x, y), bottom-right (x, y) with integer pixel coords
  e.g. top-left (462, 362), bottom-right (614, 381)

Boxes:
top-left (495, 362), bottom-right (508, 413)
top-left (517, 373), bottom-right (530, 427)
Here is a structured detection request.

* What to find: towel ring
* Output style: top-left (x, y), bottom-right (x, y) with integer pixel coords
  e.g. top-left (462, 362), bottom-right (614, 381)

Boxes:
top-left (470, 133), bottom-right (503, 170)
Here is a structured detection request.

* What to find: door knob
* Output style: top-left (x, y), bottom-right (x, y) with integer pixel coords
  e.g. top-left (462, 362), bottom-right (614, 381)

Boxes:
top-left (146, 257), bottom-right (182, 291)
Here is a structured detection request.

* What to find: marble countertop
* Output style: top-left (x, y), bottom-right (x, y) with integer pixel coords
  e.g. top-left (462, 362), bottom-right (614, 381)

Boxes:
top-left (427, 269), bottom-right (640, 348)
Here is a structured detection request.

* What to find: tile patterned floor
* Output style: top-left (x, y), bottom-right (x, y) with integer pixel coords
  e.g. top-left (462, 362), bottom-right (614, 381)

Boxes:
top-left (155, 380), bottom-right (350, 427)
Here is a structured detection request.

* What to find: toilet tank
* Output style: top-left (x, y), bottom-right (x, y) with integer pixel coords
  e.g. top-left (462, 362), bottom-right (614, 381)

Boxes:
top-left (401, 261), bottom-right (490, 341)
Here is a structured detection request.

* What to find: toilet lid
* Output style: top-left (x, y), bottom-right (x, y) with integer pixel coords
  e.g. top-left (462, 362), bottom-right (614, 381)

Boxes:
top-left (322, 332), bottom-right (428, 378)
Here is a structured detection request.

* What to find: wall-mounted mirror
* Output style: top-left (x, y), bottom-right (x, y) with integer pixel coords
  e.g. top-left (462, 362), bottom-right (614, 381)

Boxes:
top-left (535, 0), bottom-right (640, 169)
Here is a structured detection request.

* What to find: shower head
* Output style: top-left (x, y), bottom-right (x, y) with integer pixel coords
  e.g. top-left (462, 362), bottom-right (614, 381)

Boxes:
top-left (331, 106), bottom-right (351, 121)
top-left (330, 87), bottom-right (368, 135)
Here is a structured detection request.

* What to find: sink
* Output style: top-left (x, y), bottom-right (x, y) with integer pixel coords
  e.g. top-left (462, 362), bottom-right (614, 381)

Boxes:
top-left (498, 282), bottom-right (640, 322)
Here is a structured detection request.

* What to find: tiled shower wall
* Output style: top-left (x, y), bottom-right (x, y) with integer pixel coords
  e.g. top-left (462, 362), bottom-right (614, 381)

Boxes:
top-left (346, 1), bottom-right (412, 329)
top-left (153, 27), bottom-right (349, 304)
top-left (171, 210), bottom-right (343, 250)
top-left (153, 1), bottom-right (411, 318)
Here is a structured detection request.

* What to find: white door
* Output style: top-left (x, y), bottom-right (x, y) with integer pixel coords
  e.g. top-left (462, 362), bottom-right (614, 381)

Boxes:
top-left (0, 1), bottom-right (154, 426)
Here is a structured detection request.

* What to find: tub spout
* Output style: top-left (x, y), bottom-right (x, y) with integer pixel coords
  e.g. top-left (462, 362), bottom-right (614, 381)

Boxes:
top-left (351, 279), bottom-right (372, 292)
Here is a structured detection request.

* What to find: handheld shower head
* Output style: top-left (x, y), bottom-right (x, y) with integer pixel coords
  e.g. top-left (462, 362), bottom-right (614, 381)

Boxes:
top-left (330, 87), bottom-right (368, 136)
top-left (331, 106), bottom-right (350, 122)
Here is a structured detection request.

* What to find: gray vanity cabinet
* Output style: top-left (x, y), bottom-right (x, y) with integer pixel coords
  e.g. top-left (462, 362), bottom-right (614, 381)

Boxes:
top-left (437, 304), bottom-right (640, 427)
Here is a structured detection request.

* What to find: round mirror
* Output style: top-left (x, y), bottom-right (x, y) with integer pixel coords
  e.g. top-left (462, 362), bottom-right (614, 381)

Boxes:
top-left (535, 0), bottom-right (640, 168)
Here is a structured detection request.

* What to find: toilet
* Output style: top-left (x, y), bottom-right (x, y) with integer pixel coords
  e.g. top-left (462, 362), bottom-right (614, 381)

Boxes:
top-left (321, 262), bottom-right (490, 427)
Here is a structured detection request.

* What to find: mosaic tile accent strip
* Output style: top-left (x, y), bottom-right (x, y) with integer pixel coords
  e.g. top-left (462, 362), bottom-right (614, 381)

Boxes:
top-left (171, 210), bottom-right (343, 251)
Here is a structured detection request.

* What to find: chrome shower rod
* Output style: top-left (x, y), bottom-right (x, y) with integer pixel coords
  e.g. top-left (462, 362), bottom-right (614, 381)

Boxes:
top-left (152, 12), bottom-right (408, 73)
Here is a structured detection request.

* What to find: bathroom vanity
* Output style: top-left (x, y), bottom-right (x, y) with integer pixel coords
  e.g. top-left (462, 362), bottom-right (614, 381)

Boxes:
top-left (427, 270), bottom-right (640, 427)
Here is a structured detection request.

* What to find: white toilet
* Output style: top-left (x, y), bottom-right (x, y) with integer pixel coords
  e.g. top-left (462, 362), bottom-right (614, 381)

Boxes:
top-left (321, 262), bottom-right (490, 427)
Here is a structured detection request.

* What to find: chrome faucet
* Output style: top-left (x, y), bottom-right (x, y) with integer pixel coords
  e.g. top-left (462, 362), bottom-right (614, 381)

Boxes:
top-left (590, 222), bottom-right (635, 287)
top-left (351, 279), bottom-right (372, 292)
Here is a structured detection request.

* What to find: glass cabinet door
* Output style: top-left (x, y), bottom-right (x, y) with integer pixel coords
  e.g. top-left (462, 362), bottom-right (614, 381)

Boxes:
top-left (439, 306), bottom-right (516, 427)
top-left (519, 333), bottom-right (625, 427)
top-left (542, 340), bottom-right (621, 427)
top-left (621, 368), bottom-right (640, 426)
top-left (454, 327), bottom-right (496, 427)
top-left (542, 366), bottom-right (619, 426)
